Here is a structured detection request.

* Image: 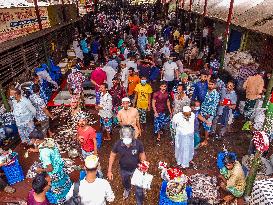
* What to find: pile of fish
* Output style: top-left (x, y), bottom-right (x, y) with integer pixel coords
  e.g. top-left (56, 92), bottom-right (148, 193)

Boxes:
top-left (50, 106), bottom-right (97, 154)
top-left (26, 158), bottom-right (80, 178)
top-left (190, 173), bottom-right (220, 204)
top-left (224, 51), bottom-right (258, 78)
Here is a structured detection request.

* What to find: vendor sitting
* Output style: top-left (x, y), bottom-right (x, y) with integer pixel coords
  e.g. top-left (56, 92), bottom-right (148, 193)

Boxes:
top-left (218, 154), bottom-right (246, 203)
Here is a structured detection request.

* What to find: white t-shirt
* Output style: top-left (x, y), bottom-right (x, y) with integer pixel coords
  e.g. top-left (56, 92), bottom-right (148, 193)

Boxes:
top-left (102, 65), bottom-right (117, 89)
top-left (121, 67), bottom-right (129, 88)
top-left (66, 178), bottom-right (115, 205)
top-left (162, 62), bottom-right (178, 81)
top-left (126, 60), bottom-right (138, 72)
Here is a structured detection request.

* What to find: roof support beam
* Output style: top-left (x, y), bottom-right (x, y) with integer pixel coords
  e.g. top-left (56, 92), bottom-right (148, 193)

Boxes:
top-left (203, 0), bottom-right (208, 16)
top-left (220, 0), bottom-right (235, 68)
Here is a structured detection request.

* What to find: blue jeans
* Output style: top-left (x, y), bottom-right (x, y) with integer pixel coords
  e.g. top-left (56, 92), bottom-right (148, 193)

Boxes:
top-left (120, 169), bottom-right (144, 205)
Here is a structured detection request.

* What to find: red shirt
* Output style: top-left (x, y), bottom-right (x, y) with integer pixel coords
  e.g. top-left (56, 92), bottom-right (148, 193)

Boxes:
top-left (78, 126), bottom-right (96, 152)
top-left (90, 68), bottom-right (107, 90)
top-left (153, 91), bottom-right (169, 113)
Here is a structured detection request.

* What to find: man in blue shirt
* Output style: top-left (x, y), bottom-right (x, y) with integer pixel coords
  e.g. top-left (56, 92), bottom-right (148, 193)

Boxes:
top-left (80, 34), bottom-right (91, 66)
top-left (91, 37), bottom-right (100, 63)
top-left (212, 81), bottom-right (237, 139)
top-left (192, 69), bottom-right (209, 103)
top-left (198, 79), bottom-right (220, 146)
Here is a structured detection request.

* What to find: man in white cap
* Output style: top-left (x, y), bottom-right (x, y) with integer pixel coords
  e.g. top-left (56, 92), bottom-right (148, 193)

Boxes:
top-left (172, 106), bottom-right (195, 168)
top-left (66, 155), bottom-right (115, 205)
top-left (117, 97), bottom-right (141, 138)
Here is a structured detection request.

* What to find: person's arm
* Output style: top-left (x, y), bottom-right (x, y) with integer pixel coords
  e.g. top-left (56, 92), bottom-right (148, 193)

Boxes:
top-left (105, 181), bottom-right (115, 203)
top-left (93, 136), bottom-right (97, 156)
top-left (26, 99), bottom-right (36, 116)
top-left (107, 151), bottom-right (117, 180)
top-left (152, 98), bottom-right (157, 116)
top-left (167, 98), bottom-right (172, 117)
top-left (42, 107), bottom-right (54, 119)
top-left (161, 66), bottom-right (164, 80)
top-left (65, 183), bottom-right (75, 202)
top-left (91, 79), bottom-right (99, 88)
top-left (36, 164), bottom-right (53, 173)
top-left (148, 93), bottom-right (151, 111)
top-left (243, 78), bottom-right (248, 90)
top-left (136, 111), bottom-right (141, 136)
top-left (117, 111), bottom-right (123, 125)
top-left (134, 92), bottom-right (138, 107)
top-left (191, 83), bottom-right (197, 100)
top-left (139, 152), bottom-right (146, 161)
top-left (198, 113), bottom-right (211, 125)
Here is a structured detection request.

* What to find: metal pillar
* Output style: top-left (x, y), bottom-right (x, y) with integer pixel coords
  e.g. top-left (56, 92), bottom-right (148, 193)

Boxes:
top-left (220, 0), bottom-right (235, 69)
top-left (203, 0), bottom-right (208, 16)
top-left (189, 0), bottom-right (193, 12)
top-left (33, 0), bottom-right (43, 30)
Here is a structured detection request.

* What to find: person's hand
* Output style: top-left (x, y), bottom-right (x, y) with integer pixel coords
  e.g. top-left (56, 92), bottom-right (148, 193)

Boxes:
top-left (220, 182), bottom-right (226, 190)
top-left (78, 136), bottom-right (84, 142)
top-left (154, 112), bottom-right (159, 117)
top-left (107, 171), bottom-right (113, 181)
top-left (36, 168), bottom-right (44, 173)
top-left (205, 120), bottom-right (212, 126)
top-left (169, 112), bottom-right (173, 118)
top-left (28, 148), bottom-right (35, 153)
top-left (139, 129), bottom-right (142, 136)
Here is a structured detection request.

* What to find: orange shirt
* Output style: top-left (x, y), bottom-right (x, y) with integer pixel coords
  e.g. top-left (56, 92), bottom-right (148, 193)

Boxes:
top-left (128, 75), bottom-right (140, 96)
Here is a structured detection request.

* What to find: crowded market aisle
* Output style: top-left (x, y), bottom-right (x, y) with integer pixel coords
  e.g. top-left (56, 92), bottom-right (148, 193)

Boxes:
top-left (0, 108), bottom-right (248, 204)
top-left (1, 4), bottom-right (273, 205)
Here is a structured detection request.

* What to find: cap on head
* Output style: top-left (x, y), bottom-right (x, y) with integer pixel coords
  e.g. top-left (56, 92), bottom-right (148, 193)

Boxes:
top-left (183, 106), bottom-right (191, 113)
top-left (180, 73), bottom-right (188, 79)
top-left (85, 155), bottom-right (99, 169)
top-left (122, 97), bottom-right (130, 103)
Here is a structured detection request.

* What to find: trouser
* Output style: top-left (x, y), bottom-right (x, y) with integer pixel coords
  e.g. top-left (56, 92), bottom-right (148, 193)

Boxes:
top-left (120, 169), bottom-right (144, 205)
top-left (17, 121), bottom-right (34, 144)
top-left (212, 115), bottom-right (228, 137)
top-left (166, 81), bottom-right (176, 93)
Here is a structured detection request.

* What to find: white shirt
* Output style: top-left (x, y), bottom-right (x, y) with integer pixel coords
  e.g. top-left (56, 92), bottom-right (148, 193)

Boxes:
top-left (160, 46), bottom-right (170, 57)
top-left (126, 60), bottom-right (138, 72)
top-left (99, 92), bottom-right (113, 118)
top-left (66, 178), bottom-right (115, 205)
top-left (172, 112), bottom-right (195, 135)
top-left (120, 67), bottom-right (129, 88)
top-left (162, 61), bottom-right (178, 81)
top-left (12, 97), bottom-right (36, 126)
top-left (102, 65), bottom-right (116, 89)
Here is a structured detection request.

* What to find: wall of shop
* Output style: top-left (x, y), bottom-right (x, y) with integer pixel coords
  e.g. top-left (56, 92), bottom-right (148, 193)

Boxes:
top-left (0, 21), bottom-right (80, 88)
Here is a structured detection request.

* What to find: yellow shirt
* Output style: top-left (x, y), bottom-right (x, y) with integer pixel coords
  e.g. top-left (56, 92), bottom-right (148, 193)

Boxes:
top-left (134, 83), bottom-right (153, 109)
top-left (173, 30), bottom-right (180, 40)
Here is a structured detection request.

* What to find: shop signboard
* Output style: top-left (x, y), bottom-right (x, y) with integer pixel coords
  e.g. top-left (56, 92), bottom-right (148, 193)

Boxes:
top-left (0, 7), bottom-right (50, 43)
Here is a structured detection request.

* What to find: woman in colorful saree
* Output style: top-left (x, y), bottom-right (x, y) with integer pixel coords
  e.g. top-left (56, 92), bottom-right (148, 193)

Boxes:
top-left (28, 129), bottom-right (72, 204)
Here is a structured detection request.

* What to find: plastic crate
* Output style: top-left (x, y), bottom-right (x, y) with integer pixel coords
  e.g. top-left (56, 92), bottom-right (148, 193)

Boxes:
top-left (2, 156), bottom-right (24, 185)
top-left (96, 132), bottom-right (102, 149)
top-left (159, 181), bottom-right (192, 205)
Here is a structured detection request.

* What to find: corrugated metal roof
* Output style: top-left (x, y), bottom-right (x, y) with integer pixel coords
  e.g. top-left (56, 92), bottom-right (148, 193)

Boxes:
top-left (182, 0), bottom-right (273, 36)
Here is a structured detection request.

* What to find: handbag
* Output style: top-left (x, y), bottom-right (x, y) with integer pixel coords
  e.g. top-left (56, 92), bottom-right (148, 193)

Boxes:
top-left (65, 181), bottom-right (81, 205)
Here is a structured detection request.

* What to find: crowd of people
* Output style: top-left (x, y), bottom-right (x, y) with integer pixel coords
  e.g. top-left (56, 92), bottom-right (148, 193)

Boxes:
top-left (0, 4), bottom-right (271, 205)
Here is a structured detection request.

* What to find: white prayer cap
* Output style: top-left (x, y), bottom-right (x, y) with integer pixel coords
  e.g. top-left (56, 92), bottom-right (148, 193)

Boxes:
top-left (85, 155), bottom-right (99, 169)
top-left (122, 97), bottom-right (130, 102)
top-left (183, 106), bottom-right (191, 113)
